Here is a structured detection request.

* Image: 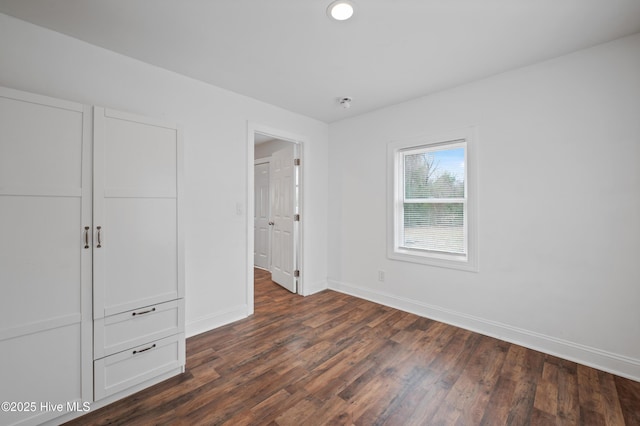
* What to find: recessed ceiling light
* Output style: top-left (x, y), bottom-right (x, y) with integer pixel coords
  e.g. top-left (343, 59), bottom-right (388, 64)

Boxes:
top-left (327, 1), bottom-right (354, 21)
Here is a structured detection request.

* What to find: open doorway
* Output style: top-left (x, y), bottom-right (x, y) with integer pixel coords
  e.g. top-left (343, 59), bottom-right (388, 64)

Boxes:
top-left (247, 123), bottom-right (304, 315)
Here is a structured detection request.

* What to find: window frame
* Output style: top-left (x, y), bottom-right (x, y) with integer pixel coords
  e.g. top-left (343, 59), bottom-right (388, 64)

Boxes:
top-left (387, 128), bottom-right (478, 272)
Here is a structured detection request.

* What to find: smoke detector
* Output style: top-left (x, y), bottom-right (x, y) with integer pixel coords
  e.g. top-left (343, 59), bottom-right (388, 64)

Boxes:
top-left (338, 97), bottom-right (352, 109)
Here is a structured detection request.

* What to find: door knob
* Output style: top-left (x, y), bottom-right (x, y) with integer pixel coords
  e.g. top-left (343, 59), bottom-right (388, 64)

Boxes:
top-left (268, 221), bottom-right (274, 226)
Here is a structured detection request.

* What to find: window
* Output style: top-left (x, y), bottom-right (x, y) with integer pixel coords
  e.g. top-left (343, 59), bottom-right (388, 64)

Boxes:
top-left (388, 129), bottom-right (477, 271)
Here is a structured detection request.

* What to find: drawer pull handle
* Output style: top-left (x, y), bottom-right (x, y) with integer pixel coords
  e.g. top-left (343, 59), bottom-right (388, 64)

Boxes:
top-left (84, 226), bottom-right (90, 249)
top-left (133, 344), bottom-right (156, 355)
top-left (132, 307), bottom-right (156, 316)
top-left (96, 226), bottom-right (102, 248)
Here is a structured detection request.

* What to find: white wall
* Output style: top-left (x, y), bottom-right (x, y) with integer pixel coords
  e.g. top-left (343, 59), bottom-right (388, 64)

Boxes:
top-left (328, 33), bottom-right (640, 380)
top-left (0, 13), bottom-right (329, 337)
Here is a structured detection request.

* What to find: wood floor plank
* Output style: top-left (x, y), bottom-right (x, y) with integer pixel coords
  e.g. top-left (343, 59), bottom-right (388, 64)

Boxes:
top-left (534, 363), bottom-right (558, 416)
top-left (64, 269), bottom-right (639, 426)
top-left (598, 370), bottom-right (627, 426)
top-left (273, 395), bottom-right (323, 426)
top-left (556, 357), bottom-right (581, 425)
top-left (450, 337), bottom-right (510, 425)
top-left (615, 375), bottom-right (640, 425)
top-left (479, 376), bottom-right (518, 425)
top-left (530, 407), bottom-right (557, 425)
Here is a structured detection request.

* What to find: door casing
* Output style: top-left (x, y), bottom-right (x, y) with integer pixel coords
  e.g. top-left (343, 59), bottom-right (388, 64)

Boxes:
top-left (247, 122), bottom-right (305, 315)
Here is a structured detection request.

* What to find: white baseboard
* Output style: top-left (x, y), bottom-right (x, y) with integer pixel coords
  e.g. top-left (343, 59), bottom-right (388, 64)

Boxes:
top-left (186, 304), bottom-right (248, 338)
top-left (303, 279), bottom-right (328, 296)
top-left (328, 279), bottom-right (640, 382)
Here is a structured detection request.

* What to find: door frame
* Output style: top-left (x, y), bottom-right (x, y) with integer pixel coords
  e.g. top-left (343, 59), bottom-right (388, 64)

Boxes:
top-left (246, 122), bottom-right (305, 315)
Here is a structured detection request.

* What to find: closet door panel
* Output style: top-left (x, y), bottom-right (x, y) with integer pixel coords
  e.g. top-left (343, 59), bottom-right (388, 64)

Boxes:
top-left (0, 87), bottom-right (92, 426)
top-left (104, 118), bottom-right (177, 196)
top-left (0, 94), bottom-right (82, 191)
top-left (94, 107), bottom-right (183, 319)
top-left (0, 324), bottom-right (83, 426)
top-left (102, 197), bottom-right (178, 316)
top-left (0, 196), bottom-right (81, 332)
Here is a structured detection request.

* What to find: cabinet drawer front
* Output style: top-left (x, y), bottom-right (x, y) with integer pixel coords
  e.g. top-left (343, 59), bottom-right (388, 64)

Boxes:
top-left (94, 333), bottom-right (185, 400)
top-left (94, 299), bottom-right (184, 358)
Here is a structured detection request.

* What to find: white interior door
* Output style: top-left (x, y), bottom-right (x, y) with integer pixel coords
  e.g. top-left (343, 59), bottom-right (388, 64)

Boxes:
top-left (269, 144), bottom-right (298, 293)
top-left (254, 162), bottom-right (270, 269)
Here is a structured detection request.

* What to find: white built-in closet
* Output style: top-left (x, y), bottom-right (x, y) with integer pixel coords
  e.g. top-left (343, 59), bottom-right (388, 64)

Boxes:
top-left (0, 87), bottom-right (185, 426)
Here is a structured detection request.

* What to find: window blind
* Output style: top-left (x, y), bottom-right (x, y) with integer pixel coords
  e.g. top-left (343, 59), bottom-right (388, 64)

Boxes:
top-left (401, 144), bottom-right (466, 255)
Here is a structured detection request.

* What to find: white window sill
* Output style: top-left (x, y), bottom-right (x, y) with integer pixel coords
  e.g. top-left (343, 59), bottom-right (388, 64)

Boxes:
top-left (388, 248), bottom-right (478, 272)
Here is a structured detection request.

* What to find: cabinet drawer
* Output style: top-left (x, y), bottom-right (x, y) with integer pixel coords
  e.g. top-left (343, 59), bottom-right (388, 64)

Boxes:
top-left (94, 333), bottom-right (185, 400)
top-left (94, 299), bottom-right (184, 358)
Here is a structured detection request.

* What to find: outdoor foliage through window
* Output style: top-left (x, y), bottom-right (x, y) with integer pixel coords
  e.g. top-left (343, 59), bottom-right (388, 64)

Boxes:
top-left (402, 144), bottom-right (466, 255)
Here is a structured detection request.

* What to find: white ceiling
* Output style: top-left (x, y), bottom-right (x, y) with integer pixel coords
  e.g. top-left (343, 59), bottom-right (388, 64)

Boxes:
top-left (1, 0), bottom-right (640, 123)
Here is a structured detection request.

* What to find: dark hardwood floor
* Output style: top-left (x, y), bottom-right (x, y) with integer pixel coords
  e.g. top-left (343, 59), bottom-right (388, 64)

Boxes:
top-left (66, 269), bottom-right (640, 425)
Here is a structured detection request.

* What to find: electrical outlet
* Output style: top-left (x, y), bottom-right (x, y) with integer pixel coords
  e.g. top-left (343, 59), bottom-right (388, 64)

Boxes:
top-left (378, 270), bottom-right (385, 282)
